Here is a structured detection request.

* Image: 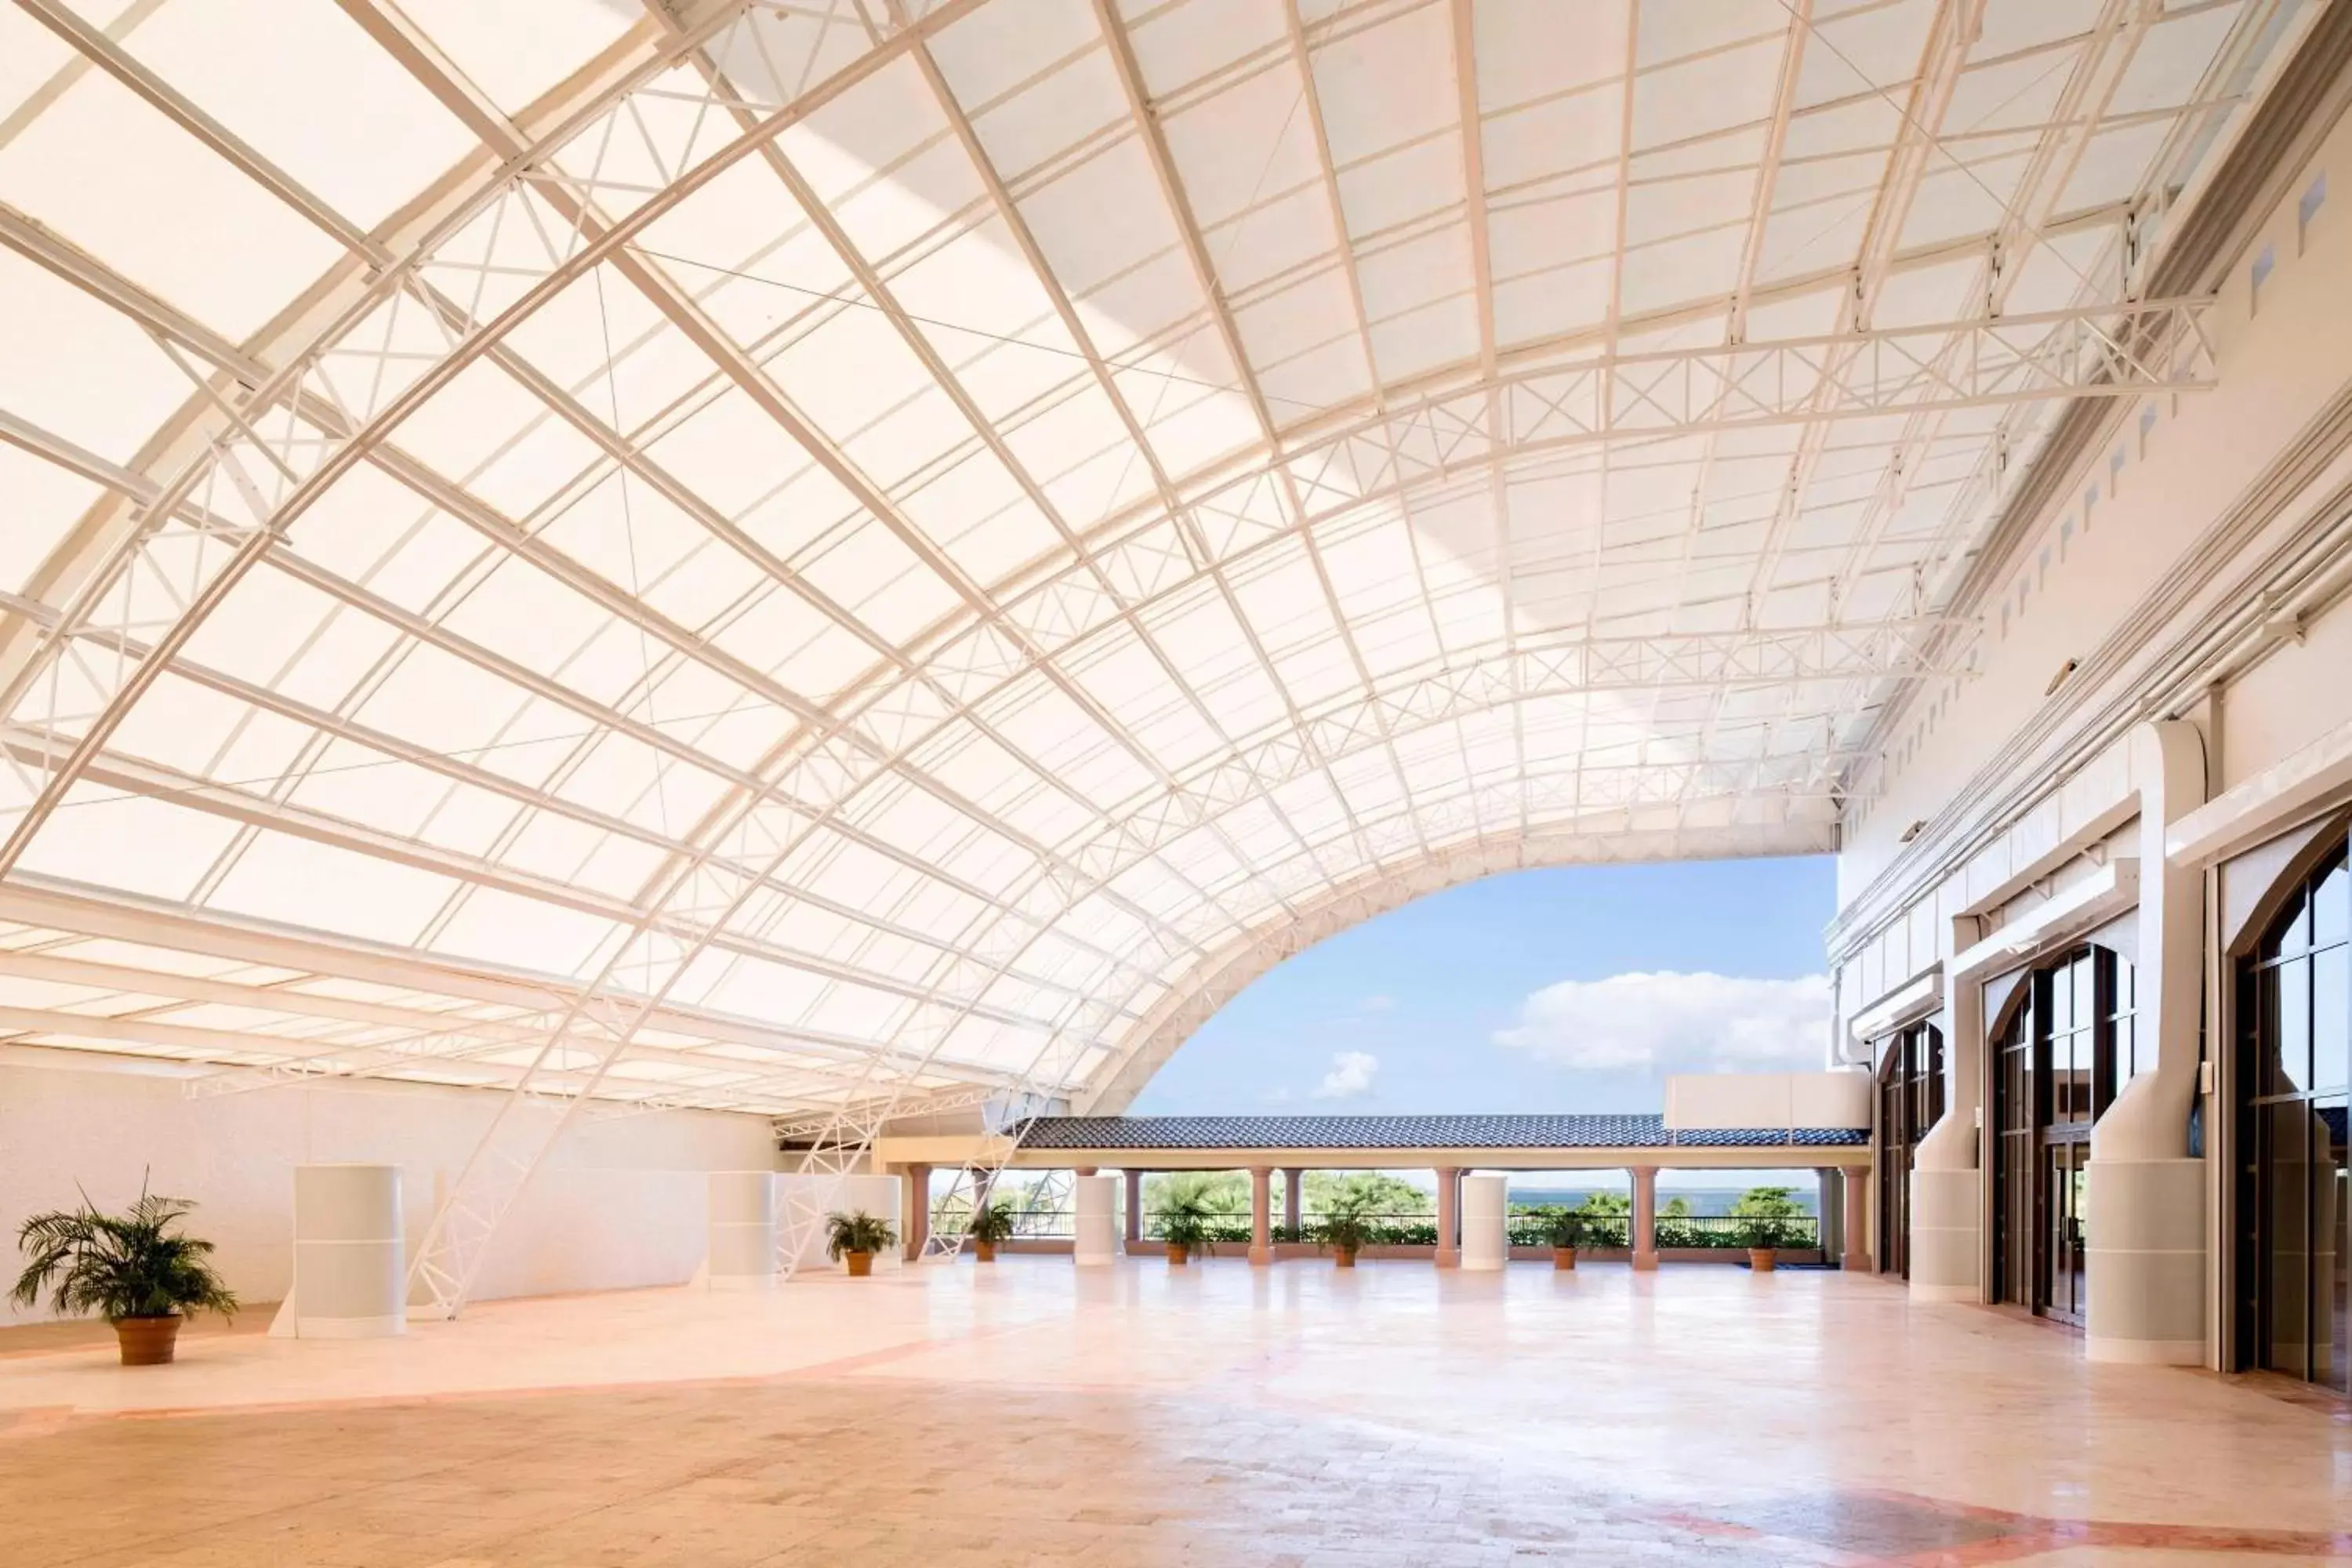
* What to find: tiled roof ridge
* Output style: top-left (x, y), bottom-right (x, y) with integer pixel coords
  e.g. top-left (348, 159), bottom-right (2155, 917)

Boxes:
top-left (1011, 1112), bottom-right (1867, 1150)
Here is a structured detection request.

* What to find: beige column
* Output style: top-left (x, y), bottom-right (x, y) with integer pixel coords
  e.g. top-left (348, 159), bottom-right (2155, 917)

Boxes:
top-left (1248, 1167), bottom-right (1273, 1265)
top-left (1123, 1168), bottom-right (1144, 1247)
top-left (1283, 1168), bottom-right (1304, 1232)
top-left (1435, 1167), bottom-right (1461, 1268)
top-left (1631, 1166), bottom-right (1659, 1271)
top-left (902, 1163), bottom-right (930, 1261)
top-left (1842, 1165), bottom-right (1871, 1272)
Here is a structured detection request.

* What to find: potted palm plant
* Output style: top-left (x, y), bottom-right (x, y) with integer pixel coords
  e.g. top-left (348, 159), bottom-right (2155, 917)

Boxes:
top-left (1158, 1192), bottom-right (1214, 1264)
top-left (825, 1210), bottom-right (897, 1277)
top-left (1318, 1207), bottom-right (1371, 1268)
top-left (967, 1202), bottom-right (1014, 1262)
top-left (1538, 1207), bottom-right (1585, 1270)
top-left (12, 1188), bottom-right (238, 1365)
top-left (1733, 1186), bottom-right (1802, 1272)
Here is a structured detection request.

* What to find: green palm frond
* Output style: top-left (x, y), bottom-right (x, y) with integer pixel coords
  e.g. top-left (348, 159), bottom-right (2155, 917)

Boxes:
top-left (13, 1181), bottom-right (238, 1323)
top-left (823, 1210), bottom-right (897, 1261)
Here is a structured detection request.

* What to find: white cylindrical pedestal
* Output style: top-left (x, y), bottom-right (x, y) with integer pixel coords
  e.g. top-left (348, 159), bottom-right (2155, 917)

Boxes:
top-left (1461, 1174), bottom-right (1507, 1271)
top-left (292, 1164), bottom-right (405, 1338)
top-left (708, 1171), bottom-right (781, 1289)
top-left (1073, 1174), bottom-right (1117, 1266)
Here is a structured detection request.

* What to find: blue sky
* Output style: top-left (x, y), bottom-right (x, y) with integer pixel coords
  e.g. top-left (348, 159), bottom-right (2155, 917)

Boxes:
top-left (1128, 856), bottom-right (1838, 1150)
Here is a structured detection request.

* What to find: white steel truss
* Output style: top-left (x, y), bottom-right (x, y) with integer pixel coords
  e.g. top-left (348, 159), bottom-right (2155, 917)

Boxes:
top-left (0, 0), bottom-right (2316, 1306)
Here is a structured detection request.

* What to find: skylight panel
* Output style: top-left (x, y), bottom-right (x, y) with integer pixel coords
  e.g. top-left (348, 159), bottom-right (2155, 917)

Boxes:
top-left (0, 249), bottom-right (192, 464)
top-left (401, 0), bottom-right (637, 118)
top-left (967, 51), bottom-right (1130, 183)
top-left (429, 887), bottom-right (620, 980)
top-left (0, 445), bottom-right (99, 599)
top-left (126, 0), bottom-right (474, 230)
top-left (0, 66), bottom-right (341, 342)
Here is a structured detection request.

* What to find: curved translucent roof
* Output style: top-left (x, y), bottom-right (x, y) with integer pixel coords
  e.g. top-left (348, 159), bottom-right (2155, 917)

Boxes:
top-left (0, 0), bottom-right (2308, 1117)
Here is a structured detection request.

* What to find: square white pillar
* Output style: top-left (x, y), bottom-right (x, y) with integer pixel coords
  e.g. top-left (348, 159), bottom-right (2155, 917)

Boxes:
top-left (1073, 1174), bottom-right (1118, 1266)
top-left (1460, 1174), bottom-right (1508, 1271)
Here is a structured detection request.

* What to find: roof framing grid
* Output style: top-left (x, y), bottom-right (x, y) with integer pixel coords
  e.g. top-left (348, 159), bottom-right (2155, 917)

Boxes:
top-left (0, 0), bottom-right (2316, 1296)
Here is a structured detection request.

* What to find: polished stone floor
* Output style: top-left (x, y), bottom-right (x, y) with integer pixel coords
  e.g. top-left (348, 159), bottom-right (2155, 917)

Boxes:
top-left (4, 1260), bottom-right (2347, 1566)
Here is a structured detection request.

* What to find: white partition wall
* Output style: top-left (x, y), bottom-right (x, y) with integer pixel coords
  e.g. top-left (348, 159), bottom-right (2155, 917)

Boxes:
top-left (286, 1165), bottom-right (404, 1339)
top-left (1461, 1174), bottom-right (1508, 1271)
top-left (706, 1171), bottom-right (780, 1289)
top-left (1073, 1174), bottom-right (1117, 1266)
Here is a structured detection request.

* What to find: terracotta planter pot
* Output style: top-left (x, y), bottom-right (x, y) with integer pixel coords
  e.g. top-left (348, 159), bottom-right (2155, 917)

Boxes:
top-left (1553, 1246), bottom-right (1577, 1271)
top-left (1748, 1247), bottom-right (1776, 1272)
top-left (1334, 1249), bottom-right (1358, 1269)
top-left (845, 1250), bottom-right (873, 1277)
top-left (974, 1240), bottom-right (996, 1263)
top-left (1165, 1241), bottom-right (1189, 1265)
top-left (114, 1316), bottom-right (180, 1366)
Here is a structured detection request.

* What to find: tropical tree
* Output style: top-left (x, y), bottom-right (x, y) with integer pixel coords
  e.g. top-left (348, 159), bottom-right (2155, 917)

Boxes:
top-left (1303, 1171), bottom-right (1432, 1217)
top-left (1144, 1171), bottom-right (1250, 1215)
top-left (1732, 1185), bottom-right (1805, 1250)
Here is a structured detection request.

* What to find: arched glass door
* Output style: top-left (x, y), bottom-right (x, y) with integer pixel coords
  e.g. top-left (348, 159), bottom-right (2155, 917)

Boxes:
top-left (1992, 946), bottom-right (2136, 1326)
top-left (2238, 836), bottom-right (2349, 1394)
top-left (1876, 1021), bottom-right (1943, 1279)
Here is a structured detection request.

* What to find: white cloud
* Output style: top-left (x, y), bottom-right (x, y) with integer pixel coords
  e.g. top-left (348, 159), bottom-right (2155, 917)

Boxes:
top-left (1492, 972), bottom-right (1831, 1074)
top-left (1312, 1050), bottom-right (1379, 1099)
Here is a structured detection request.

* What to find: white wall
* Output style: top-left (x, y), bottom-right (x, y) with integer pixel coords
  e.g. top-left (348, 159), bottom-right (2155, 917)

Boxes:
top-left (1832, 102), bottom-right (2352, 1001)
top-left (1838, 107), bottom-right (2352, 924)
top-left (0, 1057), bottom-right (778, 1325)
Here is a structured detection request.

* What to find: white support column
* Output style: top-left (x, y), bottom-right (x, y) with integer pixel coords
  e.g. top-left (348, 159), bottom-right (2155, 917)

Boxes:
top-left (1460, 1174), bottom-right (1507, 1270)
top-left (1248, 1167), bottom-right (1272, 1266)
top-left (281, 1164), bottom-right (405, 1339)
top-left (1123, 1167), bottom-right (1144, 1250)
top-left (1073, 1174), bottom-right (1117, 1267)
top-left (707, 1171), bottom-right (780, 1290)
top-left (2088, 720), bottom-right (2210, 1363)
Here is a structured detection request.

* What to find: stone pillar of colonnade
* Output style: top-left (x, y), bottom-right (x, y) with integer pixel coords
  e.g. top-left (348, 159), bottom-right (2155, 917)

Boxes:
top-left (1123, 1168), bottom-right (1144, 1250)
top-left (2086, 720), bottom-right (2209, 1365)
top-left (1814, 1167), bottom-right (1840, 1261)
top-left (1630, 1166), bottom-right (1659, 1271)
top-left (901, 1163), bottom-right (930, 1261)
top-left (1283, 1168), bottom-right (1304, 1233)
top-left (1434, 1167), bottom-right (1462, 1268)
top-left (1841, 1167), bottom-right (1870, 1272)
top-left (1248, 1167), bottom-right (1273, 1265)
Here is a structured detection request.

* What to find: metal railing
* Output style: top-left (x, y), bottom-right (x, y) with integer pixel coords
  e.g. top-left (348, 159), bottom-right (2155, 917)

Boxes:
top-left (1651, 1214), bottom-right (1819, 1249)
top-left (947, 1207), bottom-right (1819, 1250)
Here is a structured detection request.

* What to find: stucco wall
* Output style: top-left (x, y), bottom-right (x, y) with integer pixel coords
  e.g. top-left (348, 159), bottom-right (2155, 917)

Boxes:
top-left (0, 1058), bottom-right (778, 1325)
